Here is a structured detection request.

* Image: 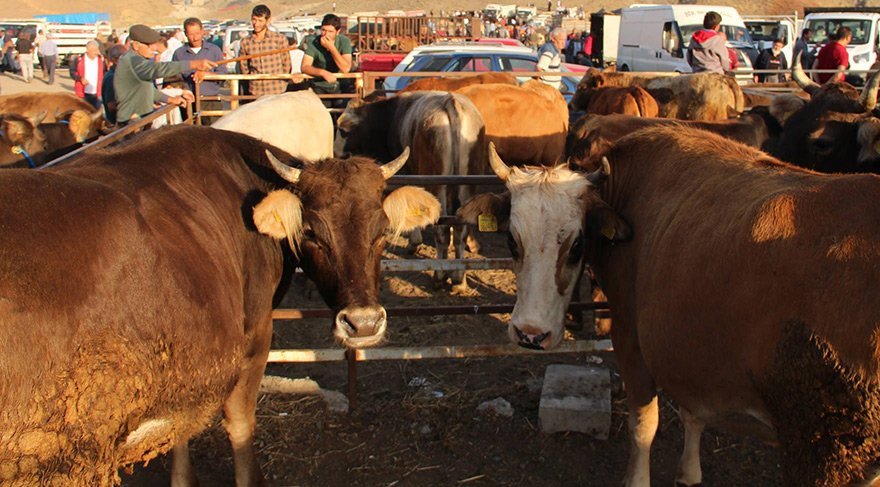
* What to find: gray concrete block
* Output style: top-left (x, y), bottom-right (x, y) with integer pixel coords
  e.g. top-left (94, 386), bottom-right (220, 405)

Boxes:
top-left (539, 364), bottom-right (611, 439)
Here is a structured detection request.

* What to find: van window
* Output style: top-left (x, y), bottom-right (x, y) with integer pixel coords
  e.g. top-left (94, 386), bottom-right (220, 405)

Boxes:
top-left (805, 19), bottom-right (871, 45)
top-left (662, 21), bottom-right (682, 56)
top-left (746, 21), bottom-right (787, 42)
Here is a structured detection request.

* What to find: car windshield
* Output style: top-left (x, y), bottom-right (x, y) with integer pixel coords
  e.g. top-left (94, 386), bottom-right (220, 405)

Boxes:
top-left (680, 24), bottom-right (753, 46)
top-left (747, 21), bottom-right (789, 42)
top-left (805, 19), bottom-right (872, 45)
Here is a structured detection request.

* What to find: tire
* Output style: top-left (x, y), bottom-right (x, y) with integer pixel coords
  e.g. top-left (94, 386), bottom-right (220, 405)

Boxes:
top-left (620, 64), bottom-right (630, 72)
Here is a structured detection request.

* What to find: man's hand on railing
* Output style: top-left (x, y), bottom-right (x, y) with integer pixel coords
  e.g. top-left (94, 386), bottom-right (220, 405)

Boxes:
top-left (190, 59), bottom-right (217, 71)
top-left (321, 71), bottom-right (338, 84)
top-left (168, 90), bottom-right (195, 107)
top-left (193, 70), bottom-right (207, 84)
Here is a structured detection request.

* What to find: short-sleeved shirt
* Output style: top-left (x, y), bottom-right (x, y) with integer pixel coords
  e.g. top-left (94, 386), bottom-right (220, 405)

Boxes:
top-left (303, 34), bottom-right (352, 90)
top-left (15, 38), bottom-right (33, 55)
top-left (816, 41), bottom-right (849, 83)
top-left (537, 41), bottom-right (562, 89)
top-left (239, 30), bottom-right (291, 97)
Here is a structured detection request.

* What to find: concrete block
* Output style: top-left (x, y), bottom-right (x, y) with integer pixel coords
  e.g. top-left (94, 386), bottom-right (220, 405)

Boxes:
top-left (539, 364), bottom-right (611, 439)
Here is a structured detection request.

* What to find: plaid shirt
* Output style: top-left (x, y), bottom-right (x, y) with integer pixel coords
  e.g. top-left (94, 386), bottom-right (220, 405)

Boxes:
top-left (239, 30), bottom-right (290, 96)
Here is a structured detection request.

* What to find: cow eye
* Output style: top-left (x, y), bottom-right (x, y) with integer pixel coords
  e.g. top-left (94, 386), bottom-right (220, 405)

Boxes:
top-left (303, 228), bottom-right (316, 240)
top-left (567, 233), bottom-right (585, 265)
top-left (507, 232), bottom-right (520, 260)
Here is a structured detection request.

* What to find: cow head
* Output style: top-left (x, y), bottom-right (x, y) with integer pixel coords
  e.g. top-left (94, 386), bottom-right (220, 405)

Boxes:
top-left (569, 68), bottom-right (607, 111)
top-left (0, 113), bottom-right (48, 168)
top-left (458, 144), bottom-right (630, 350)
top-left (61, 109), bottom-right (104, 143)
top-left (334, 97), bottom-right (393, 160)
top-left (253, 148), bottom-right (441, 348)
top-left (772, 56), bottom-right (880, 173)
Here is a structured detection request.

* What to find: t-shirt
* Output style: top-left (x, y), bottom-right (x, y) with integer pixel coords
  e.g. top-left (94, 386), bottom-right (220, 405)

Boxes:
top-left (816, 41), bottom-right (849, 83)
top-left (84, 55), bottom-right (100, 95)
top-left (15, 38), bottom-right (33, 55)
top-left (303, 34), bottom-right (352, 89)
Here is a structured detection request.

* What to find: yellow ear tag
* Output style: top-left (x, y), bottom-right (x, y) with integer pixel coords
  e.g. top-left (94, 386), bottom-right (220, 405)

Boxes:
top-left (601, 224), bottom-right (616, 241)
top-left (478, 213), bottom-right (498, 232)
top-left (272, 210), bottom-right (282, 223)
top-left (11, 146), bottom-right (23, 155)
top-left (409, 206), bottom-right (422, 217)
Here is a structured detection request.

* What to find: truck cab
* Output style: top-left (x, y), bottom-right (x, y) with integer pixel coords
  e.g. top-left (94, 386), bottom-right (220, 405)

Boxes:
top-left (803, 8), bottom-right (880, 83)
top-left (616, 5), bottom-right (758, 83)
top-left (744, 16), bottom-right (796, 70)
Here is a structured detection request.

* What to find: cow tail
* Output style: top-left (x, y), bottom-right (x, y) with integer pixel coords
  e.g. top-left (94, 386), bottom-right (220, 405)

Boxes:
top-left (725, 76), bottom-right (745, 115)
top-left (444, 94), bottom-right (468, 210)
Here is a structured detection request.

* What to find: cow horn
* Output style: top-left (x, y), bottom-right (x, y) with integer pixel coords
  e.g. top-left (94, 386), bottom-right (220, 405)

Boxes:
top-left (861, 70), bottom-right (880, 111)
top-left (792, 52), bottom-right (820, 96)
top-left (265, 150), bottom-right (302, 184)
top-left (54, 108), bottom-right (62, 121)
top-left (380, 147), bottom-right (409, 180)
top-left (587, 157), bottom-right (611, 186)
top-left (487, 142), bottom-right (510, 181)
top-left (29, 111), bottom-right (47, 127)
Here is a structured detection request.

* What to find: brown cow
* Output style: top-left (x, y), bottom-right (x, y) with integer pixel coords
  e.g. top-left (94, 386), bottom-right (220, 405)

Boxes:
top-left (0, 125), bottom-right (439, 484)
top-left (454, 79), bottom-right (569, 165)
top-left (336, 91), bottom-right (487, 291)
top-left (0, 92), bottom-right (96, 122)
top-left (566, 113), bottom-right (771, 168)
top-left (399, 71), bottom-right (519, 93)
top-left (460, 127), bottom-right (880, 485)
top-left (571, 68), bottom-right (744, 120)
top-left (0, 110), bottom-right (103, 168)
top-left (568, 85), bottom-right (659, 118)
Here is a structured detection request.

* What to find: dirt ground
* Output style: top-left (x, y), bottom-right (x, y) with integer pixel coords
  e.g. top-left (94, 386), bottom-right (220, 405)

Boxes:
top-left (121, 230), bottom-right (782, 486)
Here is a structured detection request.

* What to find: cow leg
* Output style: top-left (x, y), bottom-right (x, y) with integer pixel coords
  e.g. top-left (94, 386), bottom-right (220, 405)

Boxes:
top-left (615, 328), bottom-right (659, 487)
top-left (450, 224), bottom-right (470, 294)
top-left (675, 407), bottom-right (705, 487)
top-left (432, 224), bottom-right (451, 287)
top-left (407, 227), bottom-right (423, 253)
top-left (222, 318), bottom-right (271, 487)
top-left (170, 441), bottom-right (198, 487)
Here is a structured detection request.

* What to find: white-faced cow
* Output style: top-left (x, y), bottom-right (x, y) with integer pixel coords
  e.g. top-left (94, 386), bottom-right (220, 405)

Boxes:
top-left (212, 90), bottom-right (334, 161)
top-left (0, 125), bottom-right (439, 484)
top-left (336, 91), bottom-right (487, 290)
top-left (460, 128), bottom-right (880, 486)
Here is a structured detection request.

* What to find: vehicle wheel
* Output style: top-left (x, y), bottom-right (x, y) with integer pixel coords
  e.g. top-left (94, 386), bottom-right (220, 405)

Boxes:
top-left (619, 64), bottom-right (630, 72)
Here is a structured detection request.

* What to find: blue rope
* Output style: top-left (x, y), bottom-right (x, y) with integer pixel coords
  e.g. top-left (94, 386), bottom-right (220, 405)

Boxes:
top-left (0, 129), bottom-right (37, 168)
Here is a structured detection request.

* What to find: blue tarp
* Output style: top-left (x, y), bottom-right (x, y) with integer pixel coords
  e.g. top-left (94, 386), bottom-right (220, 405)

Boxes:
top-left (35, 12), bottom-right (110, 24)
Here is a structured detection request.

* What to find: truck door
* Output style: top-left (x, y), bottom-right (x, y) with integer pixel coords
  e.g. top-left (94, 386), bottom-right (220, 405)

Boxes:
top-left (656, 21), bottom-right (685, 72)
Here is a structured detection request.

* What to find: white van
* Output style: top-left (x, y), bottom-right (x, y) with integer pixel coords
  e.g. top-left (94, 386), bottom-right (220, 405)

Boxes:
top-left (803, 8), bottom-right (880, 81)
top-left (616, 5), bottom-right (758, 83)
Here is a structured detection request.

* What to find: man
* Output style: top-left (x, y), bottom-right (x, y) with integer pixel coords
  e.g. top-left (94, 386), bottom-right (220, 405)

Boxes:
top-left (102, 44), bottom-right (128, 126)
top-left (114, 24), bottom-right (215, 123)
top-left (814, 26), bottom-right (852, 84)
top-left (172, 17), bottom-right (226, 124)
top-left (38, 32), bottom-right (58, 85)
top-left (74, 40), bottom-right (105, 110)
top-left (301, 14), bottom-right (352, 107)
top-left (536, 28), bottom-right (565, 89)
top-left (793, 28), bottom-right (814, 70)
top-left (15, 30), bottom-right (34, 83)
top-left (754, 37), bottom-right (788, 83)
top-left (686, 11), bottom-right (731, 75)
top-left (239, 4), bottom-right (290, 98)
top-left (34, 29), bottom-right (46, 79)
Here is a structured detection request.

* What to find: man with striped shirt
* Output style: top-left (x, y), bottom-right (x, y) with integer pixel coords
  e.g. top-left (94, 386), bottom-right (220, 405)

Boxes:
top-left (238, 4), bottom-right (290, 98)
top-left (537, 28), bottom-right (565, 90)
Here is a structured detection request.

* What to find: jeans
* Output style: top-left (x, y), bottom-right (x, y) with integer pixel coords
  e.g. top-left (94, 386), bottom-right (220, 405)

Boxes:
top-left (83, 93), bottom-right (101, 110)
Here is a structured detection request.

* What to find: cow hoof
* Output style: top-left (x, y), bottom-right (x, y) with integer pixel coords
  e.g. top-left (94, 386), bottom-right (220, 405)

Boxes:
top-left (451, 282), bottom-right (475, 296)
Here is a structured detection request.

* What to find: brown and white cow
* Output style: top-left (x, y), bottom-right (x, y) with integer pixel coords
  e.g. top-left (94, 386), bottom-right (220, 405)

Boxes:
top-left (0, 125), bottom-right (439, 484)
top-left (460, 127), bottom-right (880, 486)
top-left (566, 113), bottom-right (772, 168)
top-left (336, 91), bottom-right (487, 290)
top-left (572, 68), bottom-right (744, 120)
top-left (454, 80), bottom-right (569, 165)
top-left (0, 92), bottom-right (96, 122)
top-left (398, 71), bottom-right (519, 93)
top-left (568, 85), bottom-right (659, 118)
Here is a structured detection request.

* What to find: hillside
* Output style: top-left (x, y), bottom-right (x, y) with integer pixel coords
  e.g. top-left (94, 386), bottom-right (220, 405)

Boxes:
top-left (5, 0), bottom-right (876, 29)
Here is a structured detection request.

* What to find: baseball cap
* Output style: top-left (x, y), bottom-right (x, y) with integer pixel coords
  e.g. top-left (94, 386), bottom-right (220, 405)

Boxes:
top-left (129, 24), bottom-right (161, 44)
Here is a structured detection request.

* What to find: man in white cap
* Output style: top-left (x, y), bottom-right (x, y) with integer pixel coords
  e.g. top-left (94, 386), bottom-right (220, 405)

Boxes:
top-left (114, 24), bottom-right (216, 123)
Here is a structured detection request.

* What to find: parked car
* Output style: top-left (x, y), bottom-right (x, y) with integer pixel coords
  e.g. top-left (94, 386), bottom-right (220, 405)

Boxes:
top-left (382, 42), bottom-right (581, 98)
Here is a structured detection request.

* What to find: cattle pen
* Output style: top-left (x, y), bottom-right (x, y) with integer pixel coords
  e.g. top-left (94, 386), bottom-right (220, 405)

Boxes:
top-left (41, 70), bottom-right (800, 410)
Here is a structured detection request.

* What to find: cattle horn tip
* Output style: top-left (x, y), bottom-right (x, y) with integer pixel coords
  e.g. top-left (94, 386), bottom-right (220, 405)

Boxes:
top-left (380, 147), bottom-right (409, 179)
top-left (265, 150), bottom-right (302, 183)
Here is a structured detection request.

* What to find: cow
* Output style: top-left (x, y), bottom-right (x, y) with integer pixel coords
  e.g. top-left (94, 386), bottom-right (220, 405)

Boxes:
top-left (0, 124), bottom-right (440, 485)
top-left (769, 57), bottom-right (880, 173)
top-left (453, 80), bottom-right (569, 165)
top-left (0, 110), bottom-right (103, 168)
top-left (566, 113), bottom-right (772, 168)
top-left (568, 85), bottom-right (659, 118)
top-left (398, 71), bottom-right (519, 93)
top-left (336, 91), bottom-right (487, 291)
top-left (459, 127), bottom-right (880, 486)
top-left (0, 92), bottom-right (96, 122)
top-left (572, 68), bottom-right (745, 120)
top-left (212, 90), bottom-right (334, 161)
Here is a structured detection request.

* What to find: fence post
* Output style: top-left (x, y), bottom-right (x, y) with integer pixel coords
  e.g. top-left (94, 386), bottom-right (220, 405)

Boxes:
top-left (345, 349), bottom-right (358, 411)
top-left (195, 79), bottom-right (202, 126)
top-left (230, 79), bottom-right (240, 111)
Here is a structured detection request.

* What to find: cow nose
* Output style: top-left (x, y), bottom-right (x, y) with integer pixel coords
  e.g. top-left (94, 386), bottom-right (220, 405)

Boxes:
top-left (513, 325), bottom-right (551, 350)
top-left (335, 306), bottom-right (387, 347)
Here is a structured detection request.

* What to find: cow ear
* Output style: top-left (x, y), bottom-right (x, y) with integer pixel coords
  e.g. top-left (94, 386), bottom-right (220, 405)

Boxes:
top-left (67, 110), bottom-right (94, 143)
top-left (457, 192), bottom-right (511, 232)
top-left (587, 200), bottom-right (632, 243)
top-left (383, 186), bottom-right (440, 239)
top-left (253, 190), bottom-right (304, 251)
top-left (769, 94), bottom-right (807, 125)
top-left (1, 118), bottom-right (33, 146)
top-left (29, 111), bottom-right (47, 128)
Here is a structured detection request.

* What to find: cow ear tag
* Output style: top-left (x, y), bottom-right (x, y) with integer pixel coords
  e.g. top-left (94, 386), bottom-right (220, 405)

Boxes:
top-left (601, 223), bottom-right (617, 241)
top-left (478, 213), bottom-right (498, 232)
top-left (11, 145), bottom-right (23, 155)
top-left (410, 206), bottom-right (421, 217)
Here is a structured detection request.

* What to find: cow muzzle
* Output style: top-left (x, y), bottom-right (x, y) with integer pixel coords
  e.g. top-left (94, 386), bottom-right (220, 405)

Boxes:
top-left (511, 325), bottom-right (552, 351)
top-left (334, 305), bottom-right (387, 348)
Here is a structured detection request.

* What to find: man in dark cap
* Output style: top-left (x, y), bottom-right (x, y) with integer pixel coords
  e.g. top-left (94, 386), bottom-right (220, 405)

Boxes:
top-left (114, 24), bottom-right (216, 123)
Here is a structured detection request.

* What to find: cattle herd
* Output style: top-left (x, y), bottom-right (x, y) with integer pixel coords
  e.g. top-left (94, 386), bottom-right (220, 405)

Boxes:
top-left (1, 57), bottom-right (880, 486)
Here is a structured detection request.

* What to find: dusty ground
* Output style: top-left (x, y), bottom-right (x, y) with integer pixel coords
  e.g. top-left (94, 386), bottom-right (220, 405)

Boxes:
top-left (121, 231), bottom-right (782, 486)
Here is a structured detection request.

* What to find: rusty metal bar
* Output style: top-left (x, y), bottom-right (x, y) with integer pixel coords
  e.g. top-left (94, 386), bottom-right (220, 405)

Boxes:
top-left (271, 301), bottom-right (609, 320)
top-left (380, 258), bottom-right (512, 272)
